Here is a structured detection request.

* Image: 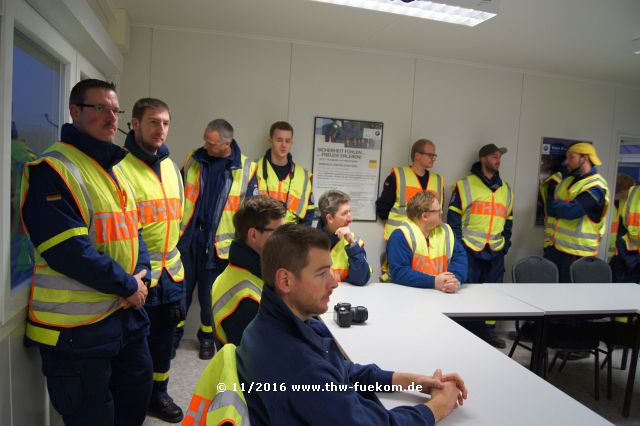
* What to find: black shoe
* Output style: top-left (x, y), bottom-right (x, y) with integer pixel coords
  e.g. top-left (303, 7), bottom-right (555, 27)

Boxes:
top-left (563, 351), bottom-right (591, 360)
top-left (148, 394), bottom-right (183, 423)
top-left (199, 340), bottom-right (215, 360)
top-left (482, 332), bottom-right (507, 349)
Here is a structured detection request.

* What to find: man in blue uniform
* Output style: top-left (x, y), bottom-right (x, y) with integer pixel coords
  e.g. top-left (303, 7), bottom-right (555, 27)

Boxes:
top-left (21, 79), bottom-right (152, 426)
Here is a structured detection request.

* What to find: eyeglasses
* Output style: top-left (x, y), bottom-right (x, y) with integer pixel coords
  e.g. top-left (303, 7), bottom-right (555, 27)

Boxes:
top-left (76, 103), bottom-right (125, 115)
top-left (419, 152), bottom-right (438, 159)
top-left (255, 226), bottom-right (277, 233)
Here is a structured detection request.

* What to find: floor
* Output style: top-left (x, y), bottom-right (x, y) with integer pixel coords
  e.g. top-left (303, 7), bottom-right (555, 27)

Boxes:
top-left (143, 332), bottom-right (640, 425)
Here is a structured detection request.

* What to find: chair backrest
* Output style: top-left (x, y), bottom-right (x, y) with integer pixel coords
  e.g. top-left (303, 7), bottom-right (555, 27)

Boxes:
top-left (570, 256), bottom-right (612, 283)
top-left (512, 255), bottom-right (559, 283)
top-left (184, 344), bottom-right (250, 426)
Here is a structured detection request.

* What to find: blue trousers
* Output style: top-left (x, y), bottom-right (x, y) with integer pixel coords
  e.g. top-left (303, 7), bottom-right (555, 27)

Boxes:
top-left (465, 250), bottom-right (505, 283)
top-left (174, 237), bottom-right (225, 346)
top-left (147, 303), bottom-right (179, 399)
top-left (40, 336), bottom-right (152, 426)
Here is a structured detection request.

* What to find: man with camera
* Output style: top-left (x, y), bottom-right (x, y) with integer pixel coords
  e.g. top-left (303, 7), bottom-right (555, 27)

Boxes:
top-left (210, 195), bottom-right (285, 347)
top-left (317, 189), bottom-right (372, 285)
top-left (385, 192), bottom-right (467, 290)
top-left (237, 224), bottom-right (467, 425)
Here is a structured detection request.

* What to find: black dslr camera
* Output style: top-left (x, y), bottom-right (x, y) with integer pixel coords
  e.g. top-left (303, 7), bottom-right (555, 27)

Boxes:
top-left (333, 303), bottom-right (368, 328)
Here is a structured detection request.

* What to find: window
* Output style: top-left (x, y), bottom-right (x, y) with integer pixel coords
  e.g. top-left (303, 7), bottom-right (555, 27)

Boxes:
top-left (10, 29), bottom-right (62, 290)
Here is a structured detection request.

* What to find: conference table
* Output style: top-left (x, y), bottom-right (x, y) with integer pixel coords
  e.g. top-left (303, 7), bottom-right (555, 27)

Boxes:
top-left (318, 282), bottom-right (631, 424)
top-left (484, 283), bottom-right (640, 417)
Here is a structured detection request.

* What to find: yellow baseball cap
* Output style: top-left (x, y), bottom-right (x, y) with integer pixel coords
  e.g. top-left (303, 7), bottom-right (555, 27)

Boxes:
top-left (567, 142), bottom-right (602, 166)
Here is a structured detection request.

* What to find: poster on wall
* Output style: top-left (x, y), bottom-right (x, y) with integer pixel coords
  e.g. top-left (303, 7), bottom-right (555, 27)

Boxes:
top-left (535, 137), bottom-right (588, 226)
top-left (312, 117), bottom-right (383, 221)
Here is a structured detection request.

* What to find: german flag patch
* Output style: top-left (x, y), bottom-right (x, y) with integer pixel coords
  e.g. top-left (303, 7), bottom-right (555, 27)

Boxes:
top-left (45, 193), bottom-right (62, 202)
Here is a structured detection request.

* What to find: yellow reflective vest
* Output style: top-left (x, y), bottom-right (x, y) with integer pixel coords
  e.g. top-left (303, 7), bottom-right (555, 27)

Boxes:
top-left (329, 233), bottom-right (371, 282)
top-left (541, 171), bottom-right (609, 256)
top-left (449, 174), bottom-right (514, 252)
top-left (256, 156), bottom-right (312, 224)
top-left (184, 344), bottom-right (249, 426)
top-left (622, 185), bottom-right (640, 252)
top-left (181, 149), bottom-right (257, 259)
top-left (211, 265), bottom-right (263, 345)
top-left (22, 142), bottom-right (139, 339)
top-left (608, 202), bottom-right (623, 260)
top-left (384, 167), bottom-right (444, 240)
top-left (399, 220), bottom-right (454, 276)
top-left (119, 153), bottom-right (185, 287)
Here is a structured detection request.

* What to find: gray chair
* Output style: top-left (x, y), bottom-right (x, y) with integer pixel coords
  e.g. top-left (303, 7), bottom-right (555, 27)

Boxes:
top-left (508, 256), bottom-right (559, 358)
top-left (511, 255), bottom-right (559, 283)
top-left (570, 256), bottom-right (612, 283)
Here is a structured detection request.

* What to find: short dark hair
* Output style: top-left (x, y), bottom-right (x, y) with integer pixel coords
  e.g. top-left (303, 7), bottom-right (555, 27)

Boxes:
top-left (69, 79), bottom-right (117, 107)
top-left (233, 195), bottom-right (286, 242)
top-left (262, 224), bottom-right (330, 288)
top-left (269, 121), bottom-right (294, 138)
top-left (132, 98), bottom-right (170, 121)
top-left (406, 191), bottom-right (438, 221)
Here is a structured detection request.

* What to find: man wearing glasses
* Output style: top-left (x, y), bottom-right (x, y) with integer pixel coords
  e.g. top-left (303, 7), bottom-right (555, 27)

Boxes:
top-left (176, 119), bottom-right (257, 360)
top-left (119, 98), bottom-right (185, 422)
top-left (447, 144), bottom-right (514, 348)
top-left (376, 139), bottom-right (445, 241)
top-left (386, 192), bottom-right (467, 291)
top-left (210, 195), bottom-right (285, 347)
top-left (21, 79), bottom-right (153, 425)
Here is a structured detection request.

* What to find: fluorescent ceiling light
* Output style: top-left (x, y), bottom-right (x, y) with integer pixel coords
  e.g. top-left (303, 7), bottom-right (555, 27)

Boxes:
top-left (308, 0), bottom-right (499, 27)
top-left (633, 38), bottom-right (640, 55)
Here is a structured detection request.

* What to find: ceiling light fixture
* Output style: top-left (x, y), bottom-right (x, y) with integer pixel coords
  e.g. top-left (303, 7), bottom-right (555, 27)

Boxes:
top-left (308, 0), bottom-right (499, 27)
top-left (633, 38), bottom-right (640, 55)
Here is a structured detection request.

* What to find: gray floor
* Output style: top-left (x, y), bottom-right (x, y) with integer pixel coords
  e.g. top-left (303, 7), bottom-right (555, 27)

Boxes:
top-left (143, 333), bottom-right (640, 425)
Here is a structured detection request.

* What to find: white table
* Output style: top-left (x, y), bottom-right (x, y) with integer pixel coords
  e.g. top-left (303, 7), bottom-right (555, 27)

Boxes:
top-left (321, 285), bottom-right (611, 425)
top-left (483, 283), bottom-right (640, 417)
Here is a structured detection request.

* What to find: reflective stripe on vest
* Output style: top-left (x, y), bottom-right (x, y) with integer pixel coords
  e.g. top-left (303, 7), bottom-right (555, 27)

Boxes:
top-left (330, 233), bottom-right (366, 282)
top-left (458, 175), bottom-right (513, 252)
top-left (184, 343), bottom-right (249, 426)
top-left (211, 265), bottom-right (263, 345)
top-left (22, 142), bottom-right (138, 330)
top-left (181, 150), bottom-right (256, 259)
top-left (257, 157), bottom-right (312, 224)
top-left (215, 157), bottom-right (257, 259)
top-left (543, 172), bottom-right (609, 256)
top-left (399, 220), bottom-right (454, 276)
top-left (623, 185), bottom-right (640, 251)
top-left (384, 166), bottom-right (444, 240)
top-left (120, 154), bottom-right (184, 287)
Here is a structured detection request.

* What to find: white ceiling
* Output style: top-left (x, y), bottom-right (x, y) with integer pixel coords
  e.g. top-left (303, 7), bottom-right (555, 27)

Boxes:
top-left (112, 0), bottom-right (640, 86)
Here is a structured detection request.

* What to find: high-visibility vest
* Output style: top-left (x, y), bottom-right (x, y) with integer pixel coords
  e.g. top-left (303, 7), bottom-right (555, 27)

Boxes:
top-left (211, 265), bottom-right (263, 345)
top-left (622, 185), bottom-right (640, 252)
top-left (184, 344), bottom-right (249, 426)
top-left (21, 142), bottom-right (139, 342)
top-left (541, 171), bottom-right (609, 256)
top-left (181, 150), bottom-right (257, 259)
top-left (329, 233), bottom-right (371, 282)
top-left (608, 203), bottom-right (621, 260)
top-left (256, 156), bottom-right (312, 224)
top-left (451, 174), bottom-right (514, 252)
top-left (119, 153), bottom-right (185, 287)
top-left (384, 167), bottom-right (444, 240)
top-left (398, 220), bottom-right (454, 276)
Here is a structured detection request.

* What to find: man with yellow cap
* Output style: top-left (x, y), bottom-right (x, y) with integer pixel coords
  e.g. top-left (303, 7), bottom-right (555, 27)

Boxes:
top-left (540, 142), bottom-right (609, 282)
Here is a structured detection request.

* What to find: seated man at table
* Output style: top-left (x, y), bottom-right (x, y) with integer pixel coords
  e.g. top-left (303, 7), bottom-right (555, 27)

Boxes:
top-left (237, 224), bottom-right (468, 425)
top-left (317, 189), bottom-right (372, 285)
top-left (386, 192), bottom-right (467, 291)
top-left (211, 195), bottom-right (285, 347)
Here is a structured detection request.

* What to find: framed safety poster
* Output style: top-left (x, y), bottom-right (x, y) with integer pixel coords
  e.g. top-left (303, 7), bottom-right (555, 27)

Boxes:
top-left (312, 117), bottom-right (383, 221)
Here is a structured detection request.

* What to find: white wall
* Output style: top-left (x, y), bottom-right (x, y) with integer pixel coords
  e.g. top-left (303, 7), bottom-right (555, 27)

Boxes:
top-left (118, 25), bottom-right (640, 336)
